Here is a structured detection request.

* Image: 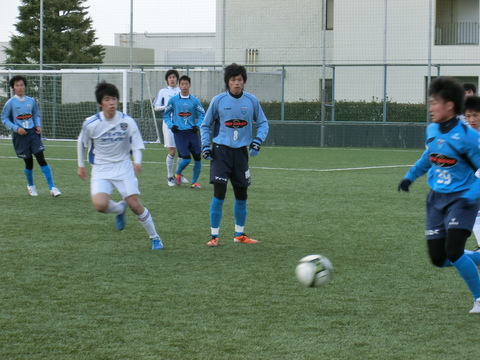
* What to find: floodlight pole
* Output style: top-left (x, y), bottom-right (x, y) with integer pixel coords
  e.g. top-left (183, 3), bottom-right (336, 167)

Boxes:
top-left (320, 0), bottom-right (326, 147)
top-left (129, 0), bottom-right (134, 71)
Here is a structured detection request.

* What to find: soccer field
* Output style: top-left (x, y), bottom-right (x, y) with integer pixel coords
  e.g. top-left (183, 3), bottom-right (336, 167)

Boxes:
top-left (1, 140), bottom-right (479, 359)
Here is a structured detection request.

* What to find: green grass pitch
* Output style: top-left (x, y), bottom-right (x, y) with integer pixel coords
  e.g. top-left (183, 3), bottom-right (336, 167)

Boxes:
top-left (1, 139), bottom-right (479, 359)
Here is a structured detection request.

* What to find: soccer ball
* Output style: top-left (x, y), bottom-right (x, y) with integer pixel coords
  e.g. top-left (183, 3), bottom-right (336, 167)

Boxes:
top-left (295, 254), bottom-right (333, 287)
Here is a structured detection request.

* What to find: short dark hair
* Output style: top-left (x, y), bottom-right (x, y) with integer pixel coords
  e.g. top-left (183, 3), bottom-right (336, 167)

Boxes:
top-left (464, 96), bottom-right (480, 113)
top-left (429, 77), bottom-right (464, 115)
top-left (179, 75), bottom-right (191, 84)
top-left (165, 69), bottom-right (179, 82)
top-left (224, 63), bottom-right (247, 90)
top-left (9, 75), bottom-right (27, 88)
top-left (464, 83), bottom-right (477, 94)
top-left (95, 81), bottom-right (119, 104)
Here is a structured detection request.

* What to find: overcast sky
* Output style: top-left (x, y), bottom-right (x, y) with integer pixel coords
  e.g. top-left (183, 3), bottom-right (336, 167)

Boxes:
top-left (1, 0), bottom-right (216, 46)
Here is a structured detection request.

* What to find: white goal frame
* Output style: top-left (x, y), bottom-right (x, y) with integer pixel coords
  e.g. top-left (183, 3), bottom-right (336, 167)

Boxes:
top-left (0, 69), bottom-right (160, 142)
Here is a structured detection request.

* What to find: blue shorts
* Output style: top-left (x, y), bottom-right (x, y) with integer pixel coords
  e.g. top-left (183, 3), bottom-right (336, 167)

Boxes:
top-left (173, 129), bottom-right (201, 158)
top-left (12, 128), bottom-right (45, 159)
top-left (210, 144), bottom-right (251, 187)
top-left (425, 190), bottom-right (479, 240)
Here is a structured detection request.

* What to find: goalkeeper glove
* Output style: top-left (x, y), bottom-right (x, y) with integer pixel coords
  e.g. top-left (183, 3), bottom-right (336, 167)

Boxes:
top-left (397, 179), bottom-right (412, 192)
top-left (171, 125), bottom-right (179, 133)
top-left (249, 137), bottom-right (262, 157)
top-left (192, 125), bottom-right (199, 133)
top-left (202, 146), bottom-right (213, 160)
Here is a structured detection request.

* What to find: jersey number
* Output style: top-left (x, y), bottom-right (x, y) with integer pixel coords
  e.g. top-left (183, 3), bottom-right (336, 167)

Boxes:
top-left (435, 169), bottom-right (452, 185)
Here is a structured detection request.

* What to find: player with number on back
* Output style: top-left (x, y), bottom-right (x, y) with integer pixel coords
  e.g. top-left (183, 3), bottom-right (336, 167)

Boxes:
top-left (201, 63), bottom-right (269, 247)
top-left (398, 77), bottom-right (480, 313)
top-left (163, 75), bottom-right (205, 188)
top-left (1, 75), bottom-right (61, 197)
top-left (77, 81), bottom-right (164, 250)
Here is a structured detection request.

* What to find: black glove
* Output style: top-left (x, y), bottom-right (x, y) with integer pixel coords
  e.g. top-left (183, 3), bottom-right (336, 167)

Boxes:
top-left (398, 179), bottom-right (412, 192)
top-left (202, 146), bottom-right (213, 160)
top-left (249, 137), bottom-right (262, 157)
top-left (192, 126), bottom-right (199, 133)
top-left (171, 125), bottom-right (179, 133)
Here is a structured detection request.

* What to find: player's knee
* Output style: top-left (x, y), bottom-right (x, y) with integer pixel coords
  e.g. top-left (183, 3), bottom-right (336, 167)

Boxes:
top-left (429, 255), bottom-right (447, 268)
top-left (192, 153), bottom-right (201, 162)
top-left (181, 154), bottom-right (192, 161)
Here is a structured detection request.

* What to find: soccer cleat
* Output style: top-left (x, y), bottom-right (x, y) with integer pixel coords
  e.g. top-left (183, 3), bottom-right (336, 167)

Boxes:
top-left (191, 182), bottom-right (201, 189)
top-left (469, 298), bottom-right (480, 314)
top-left (150, 236), bottom-right (164, 250)
top-left (206, 236), bottom-right (219, 247)
top-left (115, 201), bottom-right (127, 231)
top-left (175, 174), bottom-right (182, 186)
top-left (181, 176), bottom-right (189, 184)
top-left (234, 234), bottom-right (259, 244)
top-left (167, 177), bottom-right (175, 187)
top-left (50, 187), bottom-right (62, 197)
top-left (27, 185), bottom-right (38, 197)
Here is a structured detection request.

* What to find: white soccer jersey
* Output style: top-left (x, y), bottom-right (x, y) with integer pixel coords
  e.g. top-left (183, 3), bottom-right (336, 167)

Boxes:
top-left (78, 111), bottom-right (145, 169)
top-left (153, 86), bottom-right (180, 111)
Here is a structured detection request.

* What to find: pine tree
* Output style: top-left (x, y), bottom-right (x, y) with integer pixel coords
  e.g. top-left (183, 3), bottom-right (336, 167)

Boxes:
top-left (5, 0), bottom-right (105, 65)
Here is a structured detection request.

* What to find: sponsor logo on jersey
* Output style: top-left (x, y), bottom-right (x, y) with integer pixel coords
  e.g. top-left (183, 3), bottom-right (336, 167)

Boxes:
top-left (179, 112), bottom-right (192, 118)
top-left (16, 113), bottom-right (32, 121)
top-left (120, 123), bottom-right (128, 131)
top-left (429, 153), bottom-right (457, 167)
top-left (225, 119), bottom-right (247, 128)
top-left (451, 133), bottom-right (460, 140)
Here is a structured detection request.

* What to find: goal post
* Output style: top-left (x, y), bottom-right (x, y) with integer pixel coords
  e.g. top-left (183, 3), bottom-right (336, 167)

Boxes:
top-left (0, 69), bottom-right (161, 142)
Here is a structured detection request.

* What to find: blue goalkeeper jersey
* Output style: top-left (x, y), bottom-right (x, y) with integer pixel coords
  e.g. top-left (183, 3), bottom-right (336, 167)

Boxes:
top-left (1, 95), bottom-right (41, 132)
top-left (201, 91), bottom-right (269, 148)
top-left (404, 117), bottom-right (480, 200)
top-left (163, 94), bottom-right (205, 130)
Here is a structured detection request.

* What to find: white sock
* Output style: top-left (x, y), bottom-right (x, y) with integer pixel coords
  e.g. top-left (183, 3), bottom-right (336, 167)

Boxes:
top-left (137, 208), bottom-right (159, 238)
top-left (166, 154), bottom-right (174, 178)
top-left (107, 200), bottom-right (125, 214)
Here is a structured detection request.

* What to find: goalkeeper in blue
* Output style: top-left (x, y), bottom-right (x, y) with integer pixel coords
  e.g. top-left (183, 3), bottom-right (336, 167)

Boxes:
top-left (398, 77), bottom-right (480, 313)
top-left (77, 81), bottom-right (163, 250)
top-left (163, 75), bottom-right (205, 188)
top-left (200, 63), bottom-right (269, 247)
top-left (1, 75), bottom-right (61, 197)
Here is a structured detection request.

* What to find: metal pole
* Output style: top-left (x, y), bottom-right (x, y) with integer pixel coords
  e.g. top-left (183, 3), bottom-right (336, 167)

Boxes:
top-left (427, 0), bottom-right (433, 123)
top-left (382, 0), bottom-right (388, 122)
top-left (222, 0), bottom-right (226, 68)
top-left (40, 0), bottom-right (44, 70)
top-left (320, 0), bottom-right (327, 147)
top-left (281, 65), bottom-right (285, 121)
top-left (129, 0), bottom-right (134, 71)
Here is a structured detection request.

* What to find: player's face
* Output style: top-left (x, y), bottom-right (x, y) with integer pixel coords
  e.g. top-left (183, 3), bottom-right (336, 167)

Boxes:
top-left (228, 75), bottom-right (244, 95)
top-left (465, 90), bottom-right (475, 97)
top-left (100, 95), bottom-right (118, 119)
top-left (179, 80), bottom-right (190, 96)
top-left (465, 109), bottom-right (480, 130)
top-left (13, 80), bottom-right (25, 97)
top-left (167, 74), bottom-right (178, 87)
top-left (429, 96), bottom-right (455, 123)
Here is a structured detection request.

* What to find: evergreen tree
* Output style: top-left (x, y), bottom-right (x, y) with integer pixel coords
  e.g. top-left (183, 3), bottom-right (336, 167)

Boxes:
top-left (5, 0), bottom-right (105, 65)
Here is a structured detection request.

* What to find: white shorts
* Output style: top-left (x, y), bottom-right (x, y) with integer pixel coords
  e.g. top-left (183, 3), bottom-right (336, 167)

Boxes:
top-left (163, 121), bottom-right (176, 148)
top-left (90, 160), bottom-right (140, 198)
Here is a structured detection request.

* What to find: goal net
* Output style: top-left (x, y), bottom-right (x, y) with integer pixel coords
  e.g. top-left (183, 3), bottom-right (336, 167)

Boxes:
top-left (0, 69), bottom-right (160, 142)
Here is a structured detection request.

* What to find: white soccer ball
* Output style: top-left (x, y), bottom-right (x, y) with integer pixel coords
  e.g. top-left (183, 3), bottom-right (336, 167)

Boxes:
top-left (295, 254), bottom-right (333, 287)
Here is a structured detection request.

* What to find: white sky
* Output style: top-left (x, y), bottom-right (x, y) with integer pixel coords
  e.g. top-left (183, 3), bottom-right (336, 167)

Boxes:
top-left (0, 0), bottom-right (216, 46)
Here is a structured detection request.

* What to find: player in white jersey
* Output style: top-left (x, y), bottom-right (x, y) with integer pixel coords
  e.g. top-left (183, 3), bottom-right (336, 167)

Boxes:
top-left (464, 95), bottom-right (480, 251)
top-left (153, 69), bottom-right (189, 186)
top-left (77, 81), bottom-right (163, 250)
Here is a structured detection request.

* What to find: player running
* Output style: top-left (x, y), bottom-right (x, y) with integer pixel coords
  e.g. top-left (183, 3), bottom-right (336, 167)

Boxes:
top-left (201, 63), bottom-right (269, 247)
top-left (77, 81), bottom-right (163, 250)
top-left (398, 77), bottom-right (480, 313)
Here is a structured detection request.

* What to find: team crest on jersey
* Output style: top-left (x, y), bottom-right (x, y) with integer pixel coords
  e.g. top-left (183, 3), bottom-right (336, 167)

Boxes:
top-left (429, 153), bottom-right (457, 167)
top-left (241, 107), bottom-right (248, 115)
top-left (120, 122), bottom-right (128, 131)
top-left (225, 119), bottom-right (248, 128)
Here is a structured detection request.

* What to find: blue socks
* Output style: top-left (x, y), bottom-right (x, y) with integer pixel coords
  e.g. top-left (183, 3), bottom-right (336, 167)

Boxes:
top-left (453, 253), bottom-right (480, 299)
top-left (41, 164), bottom-right (55, 189)
top-left (176, 158), bottom-right (191, 176)
top-left (24, 168), bottom-right (34, 186)
top-left (192, 160), bottom-right (201, 184)
top-left (210, 197), bottom-right (224, 234)
top-left (234, 199), bottom-right (247, 237)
